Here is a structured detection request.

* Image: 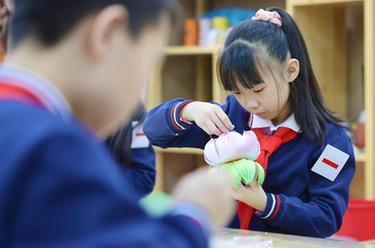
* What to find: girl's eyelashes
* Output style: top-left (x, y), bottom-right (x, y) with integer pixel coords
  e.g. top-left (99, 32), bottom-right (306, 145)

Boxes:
top-left (233, 87), bottom-right (264, 94)
top-left (253, 87), bottom-right (265, 93)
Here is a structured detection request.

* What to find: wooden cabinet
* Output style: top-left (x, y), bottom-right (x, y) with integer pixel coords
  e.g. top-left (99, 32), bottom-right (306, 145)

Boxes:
top-left (287, 0), bottom-right (375, 199)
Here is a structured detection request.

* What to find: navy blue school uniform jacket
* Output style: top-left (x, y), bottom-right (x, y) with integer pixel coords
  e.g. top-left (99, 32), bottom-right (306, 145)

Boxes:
top-left (0, 64), bottom-right (210, 247)
top-left (108, 123), bottom-right (156, 198)
top-left (106, 110), bottom-right (156, 198)
top-left (144, 95), bottom-right (356, 238)
top-left (123, 144), bottom-right (156, 197)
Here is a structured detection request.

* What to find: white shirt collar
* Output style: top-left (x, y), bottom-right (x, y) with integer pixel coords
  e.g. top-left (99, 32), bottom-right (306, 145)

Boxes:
top-left (0, 63), bottom-right (72, 121)
top-left (250, 113), bottom-right (301, 133)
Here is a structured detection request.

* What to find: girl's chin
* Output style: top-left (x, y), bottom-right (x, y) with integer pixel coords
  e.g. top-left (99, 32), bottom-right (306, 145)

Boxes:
top-left (255, 112), bottom-right (270, 119)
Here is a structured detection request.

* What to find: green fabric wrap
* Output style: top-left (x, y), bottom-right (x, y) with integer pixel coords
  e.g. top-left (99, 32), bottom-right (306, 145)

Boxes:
top-left (223, 159), bottom-right (265, 187)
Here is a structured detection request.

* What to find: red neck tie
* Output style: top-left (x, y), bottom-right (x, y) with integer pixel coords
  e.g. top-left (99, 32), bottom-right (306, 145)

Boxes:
top-left (238, 127), bottom-right (298, 229)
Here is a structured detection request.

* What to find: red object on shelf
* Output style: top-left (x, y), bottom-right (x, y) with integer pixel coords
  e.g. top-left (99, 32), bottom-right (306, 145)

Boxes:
top-left (336, 200), bottom-right (375, 241)
top-left (184, 18), bottom-right (199, 46)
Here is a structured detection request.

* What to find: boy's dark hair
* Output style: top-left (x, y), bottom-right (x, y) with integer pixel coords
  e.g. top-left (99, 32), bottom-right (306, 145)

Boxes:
top-left (11, 0), bottom-right (180, 48)
top-left (218, 7), bottom-right (340, 143)
top-left (106, 104), bottom-right (147, 166)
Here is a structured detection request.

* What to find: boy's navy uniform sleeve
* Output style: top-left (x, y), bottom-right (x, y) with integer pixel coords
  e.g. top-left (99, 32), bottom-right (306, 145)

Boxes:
top-left (0, 103), bottom-right (209, 247)
top-left (121, 145), bottom-right (156, 198)
top-left (256, 126), bottom-right (356, 238)
top-left (144, 95), bottom-right (248, 149)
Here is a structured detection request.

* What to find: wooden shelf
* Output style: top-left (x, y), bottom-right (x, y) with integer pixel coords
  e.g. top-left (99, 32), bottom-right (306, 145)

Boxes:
top-left (288, 0), bottom-right (363, 6)
top-left (154, 147), bottom-right (204, 155)
top-left (288, 0), bottom-right (375, 200)
top-left (165, 46), bottom-right (219, 56)
top-left (356, 151), bottom-right (366, 162)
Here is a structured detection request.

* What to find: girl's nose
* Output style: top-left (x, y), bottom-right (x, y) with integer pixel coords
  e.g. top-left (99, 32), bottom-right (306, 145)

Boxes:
top-left (246, 98), bottom-right (259, 111)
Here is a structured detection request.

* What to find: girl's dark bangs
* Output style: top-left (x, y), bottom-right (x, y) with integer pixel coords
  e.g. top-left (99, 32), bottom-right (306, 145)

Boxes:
top-left (218, 41), bottom-right (264, 91)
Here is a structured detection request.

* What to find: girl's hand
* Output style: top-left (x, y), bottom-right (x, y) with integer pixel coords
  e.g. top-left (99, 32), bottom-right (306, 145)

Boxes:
top-left (181, 101), bottom-right (234, 136)
top-left (232, 182), bottom-right (267, 212)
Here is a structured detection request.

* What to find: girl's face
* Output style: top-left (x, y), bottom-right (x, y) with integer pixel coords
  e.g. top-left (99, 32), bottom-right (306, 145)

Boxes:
top-left (233, 56), bottom-right (299, 125)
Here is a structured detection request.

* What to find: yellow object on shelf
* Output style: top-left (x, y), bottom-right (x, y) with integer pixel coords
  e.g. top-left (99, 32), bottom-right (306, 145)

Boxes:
top-left (211, 17), bottom-right (230, 45)
top-left (212, 17), bottom-right (229, 31)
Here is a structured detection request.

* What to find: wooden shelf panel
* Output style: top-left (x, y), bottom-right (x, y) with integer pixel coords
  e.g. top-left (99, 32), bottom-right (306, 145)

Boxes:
top-left (165, 46), bottom-right (219, 56)
top-left (289, 0), bottom-right (363, 6)
top-left (212, 0), bottom-right (285, 9)
top-left (356, 151), bottom-right (366, 163)
top-left (154, 147), bottom-right (204, 155)
top-left (154, 152), bottom-right (204, 193)
top-left (364, 0), bottom-right (375, 200)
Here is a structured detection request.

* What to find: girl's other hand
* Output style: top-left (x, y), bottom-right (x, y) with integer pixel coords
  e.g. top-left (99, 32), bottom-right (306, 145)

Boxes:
top-left (232, 182), bottom-right (267, 212)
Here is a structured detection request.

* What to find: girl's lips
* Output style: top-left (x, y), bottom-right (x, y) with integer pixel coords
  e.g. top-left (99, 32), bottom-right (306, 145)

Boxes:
top-left (255, 112), bottom-right (267, 116)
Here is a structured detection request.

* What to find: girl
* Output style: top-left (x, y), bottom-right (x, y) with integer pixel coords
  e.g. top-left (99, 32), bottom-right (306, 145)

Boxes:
top-left (144, 7), bottom-right (356, 238)
top-left (106, 104), bottom-right (156, 198)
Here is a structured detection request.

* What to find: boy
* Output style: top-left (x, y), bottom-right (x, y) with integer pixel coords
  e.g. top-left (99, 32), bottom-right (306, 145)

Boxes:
top-left (0, 0), bottom-right (235, 247)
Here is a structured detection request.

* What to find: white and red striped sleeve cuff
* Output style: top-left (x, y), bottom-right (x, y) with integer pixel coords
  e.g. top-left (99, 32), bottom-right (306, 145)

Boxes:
top-left (169, 100), bottom-right (194, 131)
top-left (255, 193), bottom-right (281, 221)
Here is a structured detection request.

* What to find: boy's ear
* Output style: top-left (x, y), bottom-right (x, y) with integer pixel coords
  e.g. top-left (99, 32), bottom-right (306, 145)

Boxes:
top-left (87, 4), bottom-right (128, 60)
top-left (285, 58), bottom-right (300, 83)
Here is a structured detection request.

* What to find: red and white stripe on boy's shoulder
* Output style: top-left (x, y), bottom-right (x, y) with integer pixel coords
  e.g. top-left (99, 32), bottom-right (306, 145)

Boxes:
top-left (0, 63), bottom-right (72, 120)
top-left (0, 82), bottom-right (45, 107)
top-left (169, 100), bottom-right (194, 131)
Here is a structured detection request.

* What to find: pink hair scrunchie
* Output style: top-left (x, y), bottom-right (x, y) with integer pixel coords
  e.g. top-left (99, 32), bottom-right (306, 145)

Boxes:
top-left (252, 9), bottom-right (282, 27)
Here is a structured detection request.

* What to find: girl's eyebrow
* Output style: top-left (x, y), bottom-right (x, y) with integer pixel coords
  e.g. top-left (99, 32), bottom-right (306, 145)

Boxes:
top-left (253, 82), bottom-right (266, 88)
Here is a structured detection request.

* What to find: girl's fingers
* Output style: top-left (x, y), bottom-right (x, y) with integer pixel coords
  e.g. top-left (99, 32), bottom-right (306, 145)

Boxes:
top-left (199, 123), bottom-right (214, 136)
top-left (206, 120), bottom-right (222, 136)
top-left (230, 188), bottom-right (239, 199)
top-left (255, 163), bottom-right (265, 185)
top-left (215, 108), bottom-right (234, 131)
top-left (210, 113), bottom-right (230, 134)
top-left (248, 181), bottom-right (259, 190)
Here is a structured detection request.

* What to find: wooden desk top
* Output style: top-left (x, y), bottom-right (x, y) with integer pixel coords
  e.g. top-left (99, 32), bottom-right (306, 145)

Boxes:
top-left (212, 229), bottom-right (375, 248)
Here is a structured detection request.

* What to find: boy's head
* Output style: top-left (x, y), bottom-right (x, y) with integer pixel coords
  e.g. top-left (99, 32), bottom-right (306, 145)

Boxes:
top-left (8, 0), bottom-right (179, 136)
